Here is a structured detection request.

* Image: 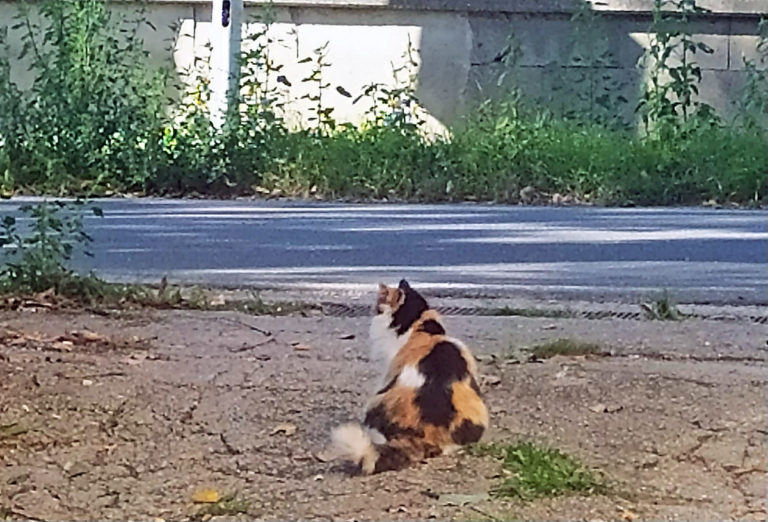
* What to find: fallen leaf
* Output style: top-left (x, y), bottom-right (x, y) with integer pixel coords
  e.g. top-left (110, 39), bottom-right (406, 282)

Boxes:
top-left (271, 423), bottom-right (297, 436)
top-left (292, 343), bottom-right (311, 351)
top-left (192, 488), bottom-right (222, 504)
top-left (438, 493), bottom-right (490, 506)
top-left (339, 333), bottom-right (356, 340)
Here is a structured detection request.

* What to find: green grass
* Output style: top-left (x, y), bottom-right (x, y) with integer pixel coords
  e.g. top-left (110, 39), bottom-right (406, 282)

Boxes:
top-left (471, 442), bottom-right (606, 500)
top-left (0, 1), bottom-right (765, 205)
top-left (192, 493), bottom-right (250, 520)
top-left (641, 291), bottom-right (683, 321)
top-left (528, 338), bottom-right (608, 359)
top-left (0, 272), bottom-right (317, 316)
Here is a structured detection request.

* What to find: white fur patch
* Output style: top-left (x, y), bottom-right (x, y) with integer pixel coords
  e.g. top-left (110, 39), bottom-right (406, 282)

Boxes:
top-left (397, 365), bottom-right (426, 388)
top-left (331, 423), bottom-right (378, 474)
top-left (365, 427), bottom-right (387, 445)
top-left (369, 309), bottom-right (408, 367)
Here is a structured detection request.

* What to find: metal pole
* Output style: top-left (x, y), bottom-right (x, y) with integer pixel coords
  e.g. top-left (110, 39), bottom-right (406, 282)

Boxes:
top-left (210, 0), bottom-right (243, 128)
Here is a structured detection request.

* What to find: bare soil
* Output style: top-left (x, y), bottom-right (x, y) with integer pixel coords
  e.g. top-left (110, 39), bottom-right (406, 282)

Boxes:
top-left (1, 307), bottom-right (766, 521)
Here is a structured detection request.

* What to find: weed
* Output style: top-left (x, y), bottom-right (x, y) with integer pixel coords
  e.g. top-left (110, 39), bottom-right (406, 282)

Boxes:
top-left (79, 281), bottom-right (319, 315)
top-left (735, 18), bottom-right (768, 131)
top-left (0, 1), bottom-right (765, 205)
top-left (193, 492), bottom-right (250, 520)
top-left (638, 0), bottom-right (718, 136)
top-left (0, 0), bottom-right (168, 194)
top-left (528, 338), bottom-right (608, 359)
top-left (0, 200), bottom-right (102, 294)
top-left (641, 291), bottom-right (683, 320)
top-left (470, 442), bottom-right (606, 500)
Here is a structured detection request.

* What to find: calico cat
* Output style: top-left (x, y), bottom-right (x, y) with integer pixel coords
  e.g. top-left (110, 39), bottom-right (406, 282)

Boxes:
top-left (331, 279), bottom-right (489, 474)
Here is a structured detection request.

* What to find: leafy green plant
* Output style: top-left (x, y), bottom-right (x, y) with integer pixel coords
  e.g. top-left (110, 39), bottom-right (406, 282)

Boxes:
top-left (300, 42), bottom-right (336, 134)
top-left (0, 0), bottom-right (168, 194)
top-left (641, 291), bottom-right (683, 320)
top-left (471, 442), bottom-right (606, 500)
top-left (735, 19), bottom-right (768, 130)
top-left (0, 0), bottom-right (764, 206)
top-left (638, 0), bottom-right (718, 136)
top-left (0, 200), bottom-right (102, 293)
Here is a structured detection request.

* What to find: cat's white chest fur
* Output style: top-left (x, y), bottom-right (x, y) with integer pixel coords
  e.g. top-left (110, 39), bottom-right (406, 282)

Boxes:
top-left (369, 310), bottom-right (408, 367)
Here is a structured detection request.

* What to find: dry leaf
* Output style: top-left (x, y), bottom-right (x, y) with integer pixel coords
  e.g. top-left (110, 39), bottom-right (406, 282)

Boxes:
top-left (339, 334), bottom-right (356, 340)
top-left (292, 343), bottom-right (311, 351)
top-left (192, 488), bottom-right (222, 504)
top-left (271, 423), bottom-right (297, 436)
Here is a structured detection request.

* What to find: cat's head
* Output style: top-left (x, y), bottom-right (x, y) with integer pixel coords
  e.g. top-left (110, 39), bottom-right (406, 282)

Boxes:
top-left (375, 279), bottom-right (429, 336)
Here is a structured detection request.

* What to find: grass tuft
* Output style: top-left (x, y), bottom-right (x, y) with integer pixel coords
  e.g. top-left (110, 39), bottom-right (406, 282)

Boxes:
top-left (641, 291), bottom-right (683, 321)
top-left (528, 338), bottom-right (608, 359)
top-left (192, 493), bottom-right (250, 519)
top-left (494, 307), bottom-right (575, 319)
top-left (471, 442), bottom-right (606, 500)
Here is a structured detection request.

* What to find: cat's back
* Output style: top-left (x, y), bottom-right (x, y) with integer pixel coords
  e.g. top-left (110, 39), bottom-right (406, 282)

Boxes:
top-left (382, 315), bottom-right (488, 442)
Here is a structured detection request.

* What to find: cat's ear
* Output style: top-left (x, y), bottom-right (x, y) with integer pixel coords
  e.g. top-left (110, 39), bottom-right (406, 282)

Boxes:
top-left (396, 289), bottom-right (406, 305)
top-left (398, 279), bottom-right (410, 291)
top-left (377, 283), bottom-right (389, 305)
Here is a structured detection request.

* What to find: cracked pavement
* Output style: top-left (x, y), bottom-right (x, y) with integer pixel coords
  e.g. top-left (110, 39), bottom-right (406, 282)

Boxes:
top-left (1, 307), bottom-right (766, 520)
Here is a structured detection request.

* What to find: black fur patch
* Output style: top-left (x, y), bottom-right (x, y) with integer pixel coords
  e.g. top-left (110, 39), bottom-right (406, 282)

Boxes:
top-left (364, 404), bottom-right (423, 439)
top-left (373, 445), bottom-right (414, 473)
top-left (414, 341), bottom-right (469, 427)
top-left (451, 419), bottom-right (485, 445)
top-left (418, 341), bottom-right (469, 383)
top-left (390, 282), bottom-right (429, 336)
top-left (376, 376), bottom-right (397, 395)
top-left (414, 383), bottom-right (455, 427)
top-left (418, 319), bottom-right (445, 335)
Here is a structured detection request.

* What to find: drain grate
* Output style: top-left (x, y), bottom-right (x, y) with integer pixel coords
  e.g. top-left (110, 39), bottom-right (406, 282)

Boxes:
top-left (319, 302), bottom-right (768, 325)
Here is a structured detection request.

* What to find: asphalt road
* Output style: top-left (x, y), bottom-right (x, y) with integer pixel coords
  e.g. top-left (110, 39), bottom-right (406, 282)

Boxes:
top-left (0, 198), bottom-right (765, 304)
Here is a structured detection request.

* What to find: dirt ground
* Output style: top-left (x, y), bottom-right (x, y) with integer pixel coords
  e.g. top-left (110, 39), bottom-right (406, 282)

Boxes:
top-left (1, 305), bottom-right (766, 521)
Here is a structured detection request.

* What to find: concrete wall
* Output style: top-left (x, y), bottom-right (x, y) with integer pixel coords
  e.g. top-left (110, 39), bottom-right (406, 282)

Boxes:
top-left (0, 0), bottom-right (765, 129)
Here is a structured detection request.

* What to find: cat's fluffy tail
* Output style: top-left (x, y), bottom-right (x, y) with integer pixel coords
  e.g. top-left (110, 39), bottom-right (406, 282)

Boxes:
top-left (331, 423), bottom-right (379, 474)
top-left (331, 423), bottom-right (421, 474)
